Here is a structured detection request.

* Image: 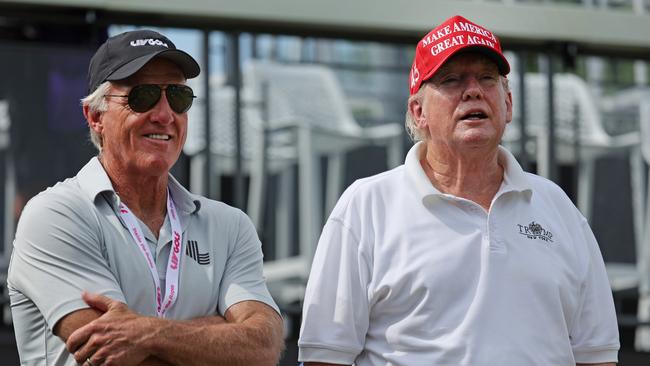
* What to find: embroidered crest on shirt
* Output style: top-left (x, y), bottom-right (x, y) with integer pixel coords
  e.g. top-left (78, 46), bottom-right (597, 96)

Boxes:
top-left (516, 221), bottom-right (554, 243)
top-left (186, 240), bottom-right (210, 265)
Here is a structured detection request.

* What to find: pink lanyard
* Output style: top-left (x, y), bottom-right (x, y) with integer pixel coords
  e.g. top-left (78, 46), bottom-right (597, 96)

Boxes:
top-left (118, 191), bottom-right (183, 317)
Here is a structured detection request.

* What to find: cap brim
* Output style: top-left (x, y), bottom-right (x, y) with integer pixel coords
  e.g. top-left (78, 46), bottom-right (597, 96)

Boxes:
top-left (106, 49), bottom-right (200, 82)
top-left (461, 46), bottom-right (510, 75)
top-left (420, 45), bottom-right (510, 89)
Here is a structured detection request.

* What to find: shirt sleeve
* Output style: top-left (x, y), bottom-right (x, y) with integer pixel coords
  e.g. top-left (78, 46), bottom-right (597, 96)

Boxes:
top-left (570, 218), bottom-right (620, 363)
top-left (217, 210), bottom-right (279, 315)
top-left (7, 191), bottom-right (126, 333)
top-left (298, 217), bottom-right (370, 365)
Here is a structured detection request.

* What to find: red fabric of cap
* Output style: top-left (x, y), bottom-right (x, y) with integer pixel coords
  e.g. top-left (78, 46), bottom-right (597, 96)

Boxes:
top-left (409, 15), bottom-right (510, 95)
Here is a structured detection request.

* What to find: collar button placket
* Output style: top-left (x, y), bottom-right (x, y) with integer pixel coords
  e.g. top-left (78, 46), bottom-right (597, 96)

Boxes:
top-left (487, 207), bottom-right (506, 254)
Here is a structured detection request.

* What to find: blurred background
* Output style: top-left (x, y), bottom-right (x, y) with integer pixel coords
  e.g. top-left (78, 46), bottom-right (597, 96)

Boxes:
top-left (0, 0), bottom-right (649, 364)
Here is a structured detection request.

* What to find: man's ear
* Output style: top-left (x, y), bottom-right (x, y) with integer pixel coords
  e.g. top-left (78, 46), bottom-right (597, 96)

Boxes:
top-left (408, 96), bottom-right (426, 129)
top-left (505, 90), bottom-right (513, 124)
top-left (83, 104), bottom-right (103, 135)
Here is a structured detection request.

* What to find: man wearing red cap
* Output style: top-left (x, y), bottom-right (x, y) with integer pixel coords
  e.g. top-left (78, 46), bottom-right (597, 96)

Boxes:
top-left (298, 15), bottom-right (619, 366)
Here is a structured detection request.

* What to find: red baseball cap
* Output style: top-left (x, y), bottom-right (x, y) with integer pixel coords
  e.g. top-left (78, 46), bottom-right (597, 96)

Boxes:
top-left (409, 15), bottom-right (510, 95)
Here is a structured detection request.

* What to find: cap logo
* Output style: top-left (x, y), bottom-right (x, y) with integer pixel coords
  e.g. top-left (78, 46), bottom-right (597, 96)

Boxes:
top-left (130, 38), bottom-right (169, 48)
top-left (420, 25), bottom-right (452, 47)
top-left (410, 65), bottom-right (419, 88)
top-left (421, 21), bottom-right (497, 57)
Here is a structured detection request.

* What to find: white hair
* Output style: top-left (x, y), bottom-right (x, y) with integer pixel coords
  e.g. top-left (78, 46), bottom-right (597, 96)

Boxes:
top-left (80, 81), bottom-right (111, 151)
top-left (404, 85), bottom-right (428, 142)
top-left (404, 76), bottom-right (510, 142)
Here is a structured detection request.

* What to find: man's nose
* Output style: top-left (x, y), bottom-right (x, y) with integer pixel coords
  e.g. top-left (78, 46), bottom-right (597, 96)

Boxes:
top-left (462, 76), bottom-right (483, 100)
top-left (149, 91), bottom-right (174, 124)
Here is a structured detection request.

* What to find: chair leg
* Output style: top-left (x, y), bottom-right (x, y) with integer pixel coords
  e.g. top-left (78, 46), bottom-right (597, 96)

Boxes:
top-left (536, 130), bottom-right (551, 179)
top-left (208, 157), bottom-right (223, 202)
top-left (298, 126), bottom-right (322, 269)
top-left (577, 157), bottom-right (595, 222)
top-left (630, 147), bottom-right (646, 265)
top-left (248, 129), bottom-right (267, 231)
top-left (275, 168), bottom-right (294, 260)
top-left (190, 153), bottom-right (207, 196)
top-left (636, 168), bottom-right (650, 351)
top-left (636, 295), bottom-right (650, 351)
top-left (387, 137), bottom-right (404, 168)
top-left (325, 153), bottom-right (344, 218)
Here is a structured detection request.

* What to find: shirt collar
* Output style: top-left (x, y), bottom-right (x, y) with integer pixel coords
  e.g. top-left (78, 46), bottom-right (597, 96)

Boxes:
top-left (404, 142), bottom-right (533, 205)
top-left (167, 174), bottom-right (201, 215)
top-left (497, 145), bottom-right (533, 197)
top-left (76, 156), bottom-right (200, 215)
top-left (77, 156), bottom-right (115, 203)
top-left (404, 142), bottom-right (443, 203)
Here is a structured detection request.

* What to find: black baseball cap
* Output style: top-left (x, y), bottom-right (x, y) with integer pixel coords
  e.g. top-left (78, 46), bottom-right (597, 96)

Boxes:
top-left (87, 29), bottom-right (200, 93)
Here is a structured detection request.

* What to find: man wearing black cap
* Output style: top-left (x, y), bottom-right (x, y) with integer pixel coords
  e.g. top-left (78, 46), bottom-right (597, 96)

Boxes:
top-left (298, 15), bottom-right (618, 366)
top-left (7, 30), bottom-right (283, 366)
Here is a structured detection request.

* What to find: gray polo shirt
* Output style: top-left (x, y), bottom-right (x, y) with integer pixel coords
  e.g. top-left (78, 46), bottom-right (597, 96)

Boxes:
top-left (7, 157), bottom-right (279, 366)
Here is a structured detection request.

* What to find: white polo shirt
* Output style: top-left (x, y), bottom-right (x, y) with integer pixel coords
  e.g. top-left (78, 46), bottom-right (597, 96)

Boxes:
top-left (8, 157), bottom-right (279, 366)
top-left (298, 142), bottom-right (619, 365)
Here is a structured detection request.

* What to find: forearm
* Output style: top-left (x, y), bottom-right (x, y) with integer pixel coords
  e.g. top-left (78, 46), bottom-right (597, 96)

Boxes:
top-left (65, 295), bottom-right (283, 366)
top-left (59, 308), bottom-right (172, 366)
top-left (145, 312), bottom-right (283, 366)
top-left (137, 357), bottom-right (173, 366)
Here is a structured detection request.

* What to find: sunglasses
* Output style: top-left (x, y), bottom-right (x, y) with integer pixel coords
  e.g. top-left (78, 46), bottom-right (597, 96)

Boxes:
top-left (105, 84), bottom-right (196, 114)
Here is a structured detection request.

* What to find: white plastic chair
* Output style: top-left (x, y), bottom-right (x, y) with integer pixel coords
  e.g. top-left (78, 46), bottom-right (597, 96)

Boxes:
top-left (241, 62), bottom-right (404, 298)
top-left (184, 82), bottom-right (298, 253)
top-left (185, 64), bottom-right (404, 306)
top-left (601, 87), bottom-right (650, 351)
top-left (504, 73), bottom-right (641, 221)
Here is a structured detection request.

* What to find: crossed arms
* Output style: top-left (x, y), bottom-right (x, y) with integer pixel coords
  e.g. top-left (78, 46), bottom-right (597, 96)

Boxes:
top-left (55, 292), bottom-right (284, 366)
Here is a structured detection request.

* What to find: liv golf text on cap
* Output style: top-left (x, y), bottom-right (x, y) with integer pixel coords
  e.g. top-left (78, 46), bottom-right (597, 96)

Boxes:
top-left (87, 29), bottom-right (200, 93)
top-left (409, 15), bottom-right (510, 95)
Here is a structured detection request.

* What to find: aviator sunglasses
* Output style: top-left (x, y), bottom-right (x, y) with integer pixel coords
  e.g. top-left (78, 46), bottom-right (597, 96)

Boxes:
top-left (105, 84), bottom-right (196, 114)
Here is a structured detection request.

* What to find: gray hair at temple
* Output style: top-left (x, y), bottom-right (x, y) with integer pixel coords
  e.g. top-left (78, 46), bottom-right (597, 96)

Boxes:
top-left (80, 81), bottom-right (111, 150)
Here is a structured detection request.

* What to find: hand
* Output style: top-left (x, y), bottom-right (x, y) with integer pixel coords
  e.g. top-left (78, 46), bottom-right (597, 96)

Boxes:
top-left (66, 292), bottom-right (158, 366)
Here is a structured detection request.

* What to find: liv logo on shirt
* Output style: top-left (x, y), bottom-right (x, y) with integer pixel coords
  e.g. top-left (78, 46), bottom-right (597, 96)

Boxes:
top-left (186, 240), bottom-right (210, 265)
top-left (516, 221), bottom-right (554, 243)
